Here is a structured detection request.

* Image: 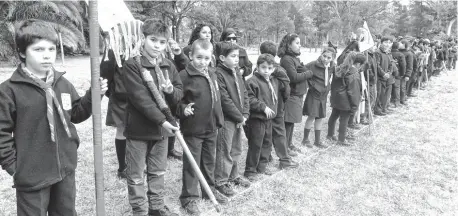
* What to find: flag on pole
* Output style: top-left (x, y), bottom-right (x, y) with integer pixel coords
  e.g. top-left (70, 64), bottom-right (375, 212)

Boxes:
top-left (357, 21), bottom-right (375, 53)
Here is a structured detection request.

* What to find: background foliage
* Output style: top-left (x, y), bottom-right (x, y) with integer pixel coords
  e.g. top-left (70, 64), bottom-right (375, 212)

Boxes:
top-left (0, 0), bottom-right (456, 61)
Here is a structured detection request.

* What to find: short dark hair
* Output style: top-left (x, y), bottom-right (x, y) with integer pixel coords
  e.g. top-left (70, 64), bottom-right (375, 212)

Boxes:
top-left (354, 53), bottom-right (367, 65)
top-left (142, 19), bottom-right (171, 38)
top-left (392, 41), bottom-right (400, 50)
top-left (220, 28), bottom-right (237, 42)
top-left (277, 33), bottom-right (300, 57)
top-left (215, 41), bottom-right (239, 58)
top-left (381, 35), bottom-right (394, 43)
top-left (260, 41), bottom-right (277, 56)
top-left (257, 53), bottom-right (276, 66)
top-left (15, 19), bottom-right (59, 63)
top-left (191, 38), bottom-right (213, 54)
top-left (400, 39), bottom-right (411, 49)
top-left (188, 24), bottom-right (214, 45)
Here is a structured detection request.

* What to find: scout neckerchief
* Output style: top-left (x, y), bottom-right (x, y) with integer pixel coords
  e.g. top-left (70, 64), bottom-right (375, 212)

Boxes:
top-left (21, 64), bottom-right (72, 142)
top-left (200, 67), bottom-right (218, 109)
top-left (262, 74), bottom-right (278, 106)
top-left (324, 63), bottom-right (330, 87)
top-left (225, 64), bottom-right (243, 105)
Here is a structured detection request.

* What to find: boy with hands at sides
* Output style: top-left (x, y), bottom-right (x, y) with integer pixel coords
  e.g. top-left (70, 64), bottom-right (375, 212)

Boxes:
top-left (244, 54), bottom-right (285, 181)
top-left (214, 41), bottom-right (251, 198)
top-left (176, 39), bottom-right (228, 215)
top-left (0, 19), bottom-right (107, 215)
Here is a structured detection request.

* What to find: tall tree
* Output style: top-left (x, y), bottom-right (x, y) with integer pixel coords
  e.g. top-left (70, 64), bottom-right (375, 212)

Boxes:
top-left (0, 1), bottom-right (85, 62)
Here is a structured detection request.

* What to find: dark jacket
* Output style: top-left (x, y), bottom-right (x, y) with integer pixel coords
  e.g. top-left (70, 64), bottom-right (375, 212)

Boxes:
top-left (101, 50), bottom-right (127, 127)
top-left (330, 66), bottom-right (361, 114)
top-left (304, 60), bottom-right (335, 100)
top-left (391, 48), bottom-right (406, 78)
top-left (122, 56), bottom-right (183, 140)
top-left (216, 63), bottom-right (250, 123)
top-left (176, 63), bottom-right (223, 136)
top-left (363, 52), bottom-right (378, 85)
top-left (0, 66), bottom-right (92, 191)
top-left (280, 54), bottom-right (312, 96)
top-left (238, 48), bottom-right (253, 78)
top-left (246, 72), bottom-right (282, 120)
top-left (400, 49), bottom-right (414, 78)
top-left (272, 64), bottom-right (290, 117)
top-left (272, 63), bottom-right (290, 103)
top-left (374, 49), bottom-right (393, 82)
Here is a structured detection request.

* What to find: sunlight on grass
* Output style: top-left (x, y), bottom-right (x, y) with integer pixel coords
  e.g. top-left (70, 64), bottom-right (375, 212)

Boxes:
top-left (0, 51), bottom-right (457, 216)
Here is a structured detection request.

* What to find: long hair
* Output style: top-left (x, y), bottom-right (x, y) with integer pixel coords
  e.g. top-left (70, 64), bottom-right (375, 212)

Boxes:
top-left (335, 51), bottom-right (358, 78)
top-left (187, 24), bottom-right (214, 46)
top-left (277, 33), bottom-right (299, 58)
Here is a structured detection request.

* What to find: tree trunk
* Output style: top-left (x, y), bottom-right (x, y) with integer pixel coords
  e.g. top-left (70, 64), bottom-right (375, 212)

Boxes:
top-left (447, 18), bottom-right (456, 36)
top-left (176, 18), bottom-right (182, 42)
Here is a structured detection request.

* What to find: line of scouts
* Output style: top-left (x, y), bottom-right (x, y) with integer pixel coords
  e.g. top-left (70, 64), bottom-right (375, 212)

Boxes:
top-left (0, 18), bottom-right (456, 216)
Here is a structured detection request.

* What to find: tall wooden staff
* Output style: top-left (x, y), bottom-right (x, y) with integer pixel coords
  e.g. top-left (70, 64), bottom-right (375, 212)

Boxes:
top-left (89, 1), bottom-right (106, 215)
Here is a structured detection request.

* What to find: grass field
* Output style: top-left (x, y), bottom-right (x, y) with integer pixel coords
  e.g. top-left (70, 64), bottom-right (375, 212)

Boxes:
top-left (0, 49), bottom-right (457, 216)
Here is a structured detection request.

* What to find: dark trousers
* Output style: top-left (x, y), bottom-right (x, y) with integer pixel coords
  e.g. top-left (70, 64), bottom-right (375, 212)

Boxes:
top-left (391, 78), bottom-right (401, 105)
top-left (16, 172), bottom-right (76, 216)
top-left (126, 138), bottom-right (168, 215)
top-left (244, 118), bottom-right (273, 176)
top-left (399, 77), bottom-right (407, 103)
top-left (215, 120), bottom-right (242, 186)
top-left (285, 122), bottom-right (295, 149)
top-left (407, 72), bottom-right (417, 95)
top-left (327, 108), bottom-right (352, 142)
top-left (168, 137), bottom-right (175, 153)
top-left (375, 80), bottom-right (384, 113)
top-left (272, 116), bottom-right (292, 165)
top-left (377, 82), bottom-right (392, 112)
top-left (179, 131), bottom-right (217, 206)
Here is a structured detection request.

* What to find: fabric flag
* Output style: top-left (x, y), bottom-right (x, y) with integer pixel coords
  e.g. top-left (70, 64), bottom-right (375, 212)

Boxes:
top-left (84, 0), bottom-right (134, 32)
top-left (358, 21), bottom-right (375, 53)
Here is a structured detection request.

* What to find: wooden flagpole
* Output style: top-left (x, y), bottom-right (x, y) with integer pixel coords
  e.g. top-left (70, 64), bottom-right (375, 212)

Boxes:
top-left (58, 33), bottom-right (65, 67)
top-left (89, 0), bottom-right (106, 215)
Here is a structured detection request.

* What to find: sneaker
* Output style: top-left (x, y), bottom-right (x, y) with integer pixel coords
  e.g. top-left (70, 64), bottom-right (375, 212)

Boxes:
top-left (117, 168), bottom-right (127, 179)
top-left (202, 188), bottom-right (229, 204)
top-left (288, 150), bottom-right (298, 157)
top-left (168, 149), bottom-right (183, 161)
top-left (348, 124), bottom-right (362, 130)
top-left (230, 177), bottom-right (251, 187)
top-left (360, 119), bottom-right (370, 125)
top-left (182, 200), bottom-right (200, 215)
top-left (244, 174), bottom-right (258, 182)
top-left (268, 154), bottom-right (273, 163)
top-left (346, 134), bottom-right (356, 141)
top-left (337, 140), bottom-right (352, 146)
top-left (302, 139), bottom-right (313, 148)
top-left (374, 111), bottom-right (386, 116)
top-left (259, 169), bottom-right (274, 176)
top-left (289, 145), bottom-right (302, 153)
top-left (407, 93), bottom-right (417, 97)
top-left (279, 160), bottom-right (299, 170)
top-left (314, 142), bottom-right (328, 148)
top-left (149, 206), bottom-right (178, 216)
top-left (216, 184), bottom-right (235, 197)
top-left (326, 135), bottom-right (337, 141)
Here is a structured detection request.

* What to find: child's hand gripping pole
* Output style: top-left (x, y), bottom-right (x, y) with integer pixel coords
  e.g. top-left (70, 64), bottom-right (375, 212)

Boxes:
top-left (174, 130), bottom-right (222, 213)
